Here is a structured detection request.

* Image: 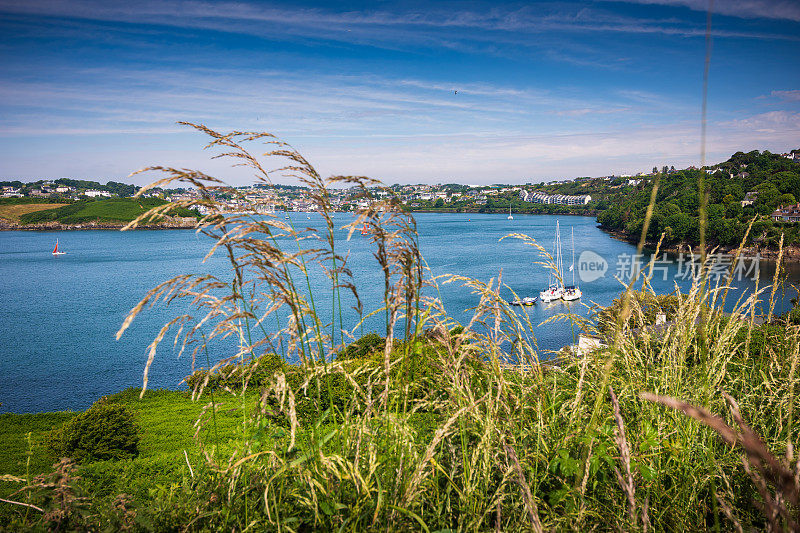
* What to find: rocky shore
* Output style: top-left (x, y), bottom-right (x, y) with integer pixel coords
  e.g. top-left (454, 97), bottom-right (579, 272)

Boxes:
top-left (0, 216), bottom-right (198, 231)
top-left (598, 226), bottom-right (800, 260)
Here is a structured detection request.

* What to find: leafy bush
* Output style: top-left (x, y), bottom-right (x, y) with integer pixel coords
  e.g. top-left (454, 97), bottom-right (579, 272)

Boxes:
top-left (185, 351), bottom-right (285, 392)
top-left (335, 333), bottom-right (386, 361)
top-left (789, 306), bottom-right (800, 325)
top-left (49, 400), bottom-right (139, 462)
top-left (596, 291), bottom-right (685, 334)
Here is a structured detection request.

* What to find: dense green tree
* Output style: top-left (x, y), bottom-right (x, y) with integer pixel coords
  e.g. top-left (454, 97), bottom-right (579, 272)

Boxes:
top-left (592, 150), bottom-right (800, 247)
top-left (754, 182), bottom-right (780, 213)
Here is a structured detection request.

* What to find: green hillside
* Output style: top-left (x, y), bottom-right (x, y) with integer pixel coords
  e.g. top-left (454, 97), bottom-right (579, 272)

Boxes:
top-left (18, 197), bottom-right (199, 225)
top-left (596, 150), bottom-right (800, 248)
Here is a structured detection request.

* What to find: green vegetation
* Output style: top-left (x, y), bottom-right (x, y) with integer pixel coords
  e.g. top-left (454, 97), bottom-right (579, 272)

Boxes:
top-left (48, 401), bottom-right (140, 463)
top-left (597, 150), bottom-right (800, 247)
top-left (2, 126), bottom-right (798, 530)
top-left (0, 178), bottom-right (138, 197)
top-left (17, 197), bottom-right (199, 225)
top-left (54, 178), bottom-right (138, 198)
top-left (595, 291), bottom-right (685, 334)
top-left (0, 197), bottom-right (73, 206)
top-left (0, 389), bottom-right (246, 529)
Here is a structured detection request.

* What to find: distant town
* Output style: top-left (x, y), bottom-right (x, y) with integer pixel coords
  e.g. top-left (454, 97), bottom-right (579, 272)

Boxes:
top-left (0, 173), bottom-right (653, 214)
top-left (3, 150), bottom-right (799, 216)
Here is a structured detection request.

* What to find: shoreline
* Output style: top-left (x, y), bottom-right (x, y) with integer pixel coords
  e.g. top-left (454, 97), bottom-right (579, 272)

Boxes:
top-left (2, 213), bottom-right (793, 260)
top-left (598, 226), bottom-right (798, 261)
top-left (407, 208), bottom-right (597, 217)
top-left (0, 219), bottom-right (198, 231)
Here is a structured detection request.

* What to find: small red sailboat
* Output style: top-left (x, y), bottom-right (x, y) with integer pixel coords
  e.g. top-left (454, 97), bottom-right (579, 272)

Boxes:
top-left (52, 239), bottom-right (66, 256)
top-left (360, 223), bottom-right (369, 236)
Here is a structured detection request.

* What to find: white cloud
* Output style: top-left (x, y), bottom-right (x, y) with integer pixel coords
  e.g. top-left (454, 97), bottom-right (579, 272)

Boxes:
top-left (3, 108), bottom-right (797, 185)
top-left (770, 90), bottom-right (800, 101)
top-left (0, 0), bottom-right (795, 46)
top-left (719, 110), bottom-right (800, 133)
top-left (605, 0), bottom-right (800, 22)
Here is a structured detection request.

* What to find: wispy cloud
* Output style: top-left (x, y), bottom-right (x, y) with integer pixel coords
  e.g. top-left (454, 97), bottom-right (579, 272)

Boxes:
top-left (770, 89), bottom-right (800, 101)
top-left (719, 110), bottom-right (800, 133)
top-left (0, 1), bottom-right (796, 183)
top-left (0, 63), bottom-right (672, 140)
top-left (2, 105), bottom-right (797, 184)
top-left (0, 0), bottom-right (796, 45)
top-left (606, 0), bottom-right (800, 22)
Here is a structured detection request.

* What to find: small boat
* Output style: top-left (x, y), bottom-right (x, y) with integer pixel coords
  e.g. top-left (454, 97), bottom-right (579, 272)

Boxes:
top-left (360, 223), bottom-right (369, 235)
top-left (539, 221), bottom-right (564, 302)
top-left (507, 202), bottom-right (513, 220)
top-left (539, 287), bottom-right (563, 302)
top-left (562, 228), bottom-right (582, 301)
top-left (563, 285), bottom-right (581, 300)
top-left (510, 296), bottom-right (537, 306)
top-left (52, 239), bottom-right (66, 256)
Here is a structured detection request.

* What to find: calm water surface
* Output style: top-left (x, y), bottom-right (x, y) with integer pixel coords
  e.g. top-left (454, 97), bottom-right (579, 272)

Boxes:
top-left (0, 213), bottom-right (794, 413)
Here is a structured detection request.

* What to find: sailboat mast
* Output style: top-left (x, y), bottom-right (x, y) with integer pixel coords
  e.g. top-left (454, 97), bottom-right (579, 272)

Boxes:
top-left (571, 227), bottom-right (576, 287)
top-left (556, 221), bottom-right (562, 288)
top-left (549, 224), bottom-right (556, 288)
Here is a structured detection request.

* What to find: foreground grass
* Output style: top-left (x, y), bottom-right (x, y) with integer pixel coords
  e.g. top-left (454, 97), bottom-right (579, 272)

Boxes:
top-left (4, 125), bottom-right (798, 531)
top-left (2, 319), bottom-right (798, 531)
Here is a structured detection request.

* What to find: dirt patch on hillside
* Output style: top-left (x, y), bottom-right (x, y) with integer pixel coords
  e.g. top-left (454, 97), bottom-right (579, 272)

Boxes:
top-left (0, 203), bottom-right (68, 222)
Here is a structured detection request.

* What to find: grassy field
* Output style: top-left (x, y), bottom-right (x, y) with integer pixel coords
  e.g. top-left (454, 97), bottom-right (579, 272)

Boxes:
top-left (18, 198), bottom-right (199, 225)
top-left (0, 388), bottom-right (250, 525)
top-left (0, 203), bottom-right (69, 222)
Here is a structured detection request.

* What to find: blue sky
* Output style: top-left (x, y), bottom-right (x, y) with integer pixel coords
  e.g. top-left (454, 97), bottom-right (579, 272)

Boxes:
top-left (0, 0), bottom-right (798, 185)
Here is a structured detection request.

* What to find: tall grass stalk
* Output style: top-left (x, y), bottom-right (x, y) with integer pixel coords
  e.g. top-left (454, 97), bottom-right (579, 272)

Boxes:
top-left (106, 124), bottom-right (800, 531)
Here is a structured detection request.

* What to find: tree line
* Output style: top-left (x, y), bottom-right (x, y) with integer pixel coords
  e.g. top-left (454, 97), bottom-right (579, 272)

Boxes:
top-left (597, 150), bottom-right (800, 248)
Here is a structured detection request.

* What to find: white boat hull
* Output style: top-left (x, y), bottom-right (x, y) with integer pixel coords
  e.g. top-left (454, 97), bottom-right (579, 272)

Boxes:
top-left (539, 288), bottom-right (563, 302)
top-left (562, 289), bottom-right (581, 301)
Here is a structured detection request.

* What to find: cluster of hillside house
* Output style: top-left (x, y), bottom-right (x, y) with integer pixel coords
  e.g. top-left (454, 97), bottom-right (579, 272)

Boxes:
top-left (519, 190), bottom-right (592, 205)
top-left (771, 204), bottom-right (800, 223)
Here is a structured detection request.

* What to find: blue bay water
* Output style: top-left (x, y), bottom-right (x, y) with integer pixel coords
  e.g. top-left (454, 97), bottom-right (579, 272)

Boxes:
top-left (0, 213), bottom-right (794, 413)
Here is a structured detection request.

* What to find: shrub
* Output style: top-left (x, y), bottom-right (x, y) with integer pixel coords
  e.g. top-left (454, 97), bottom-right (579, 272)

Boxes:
top-left (789, 306), bottom-right (800, 325)
top-left (335, 333), bottom-right (386, 361)
top-left (596, 291), bottom-right (686, 334)
top-left (49, 400), bottom-right (139, 462)
top-left (185, 351), bottom-right (285, 392)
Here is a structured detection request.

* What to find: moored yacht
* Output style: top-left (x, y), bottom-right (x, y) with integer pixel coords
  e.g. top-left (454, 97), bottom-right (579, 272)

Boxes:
top-left (539, 221), bottom-right (564, 302)
top-left (562, 227), bottom-right (582, 301)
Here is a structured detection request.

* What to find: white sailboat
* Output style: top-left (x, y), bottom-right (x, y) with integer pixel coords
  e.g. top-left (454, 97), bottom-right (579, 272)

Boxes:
top-left (539, 221), bottom-right (564, 302)
top-left (562, 227), bottom-right (582, 301)
top-left (507, 202), bottom-right (513, 220)
top-left (52, 239), bottom-right (66, 256)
